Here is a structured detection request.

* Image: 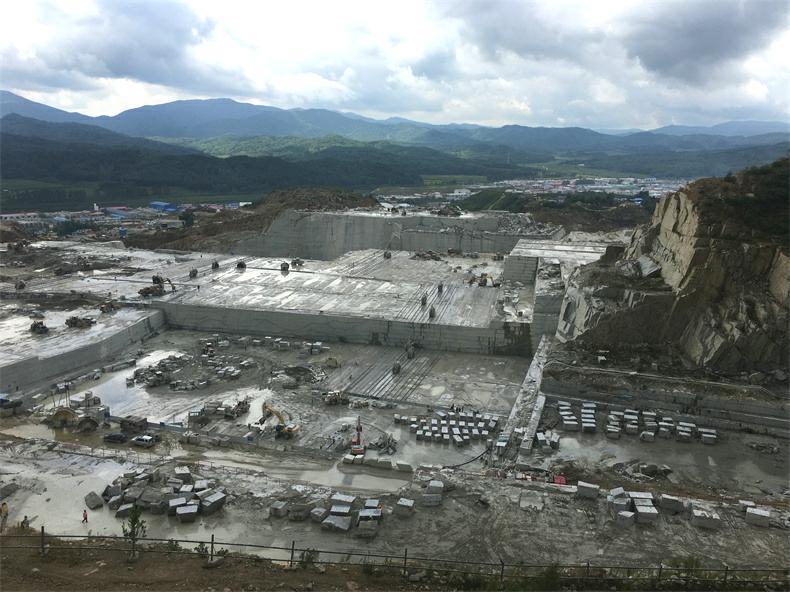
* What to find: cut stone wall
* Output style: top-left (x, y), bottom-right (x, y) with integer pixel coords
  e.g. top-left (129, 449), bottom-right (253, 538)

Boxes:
top-left (503, 255), bottom-right (538, 285)
top-left (2, 310), bottom-right (165, 394)
top-left (153, 302), bottom-right (531, 357)
top-left (234, 211), bottom-right (559, 260)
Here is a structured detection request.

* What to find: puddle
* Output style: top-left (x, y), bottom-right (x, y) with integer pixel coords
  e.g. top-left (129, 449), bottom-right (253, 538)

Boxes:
top-left (540, 432), bottom-right (789, 492)
top-left (200, 449), bottom-right (409, 492)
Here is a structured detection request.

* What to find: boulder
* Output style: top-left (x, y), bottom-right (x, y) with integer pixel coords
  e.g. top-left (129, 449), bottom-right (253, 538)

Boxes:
top-left (115, 503), bottom-right (134, 518)
top-left (108, 495), bottom-right (123, 511)
top-left (84, 491), bottom-right (104, 510)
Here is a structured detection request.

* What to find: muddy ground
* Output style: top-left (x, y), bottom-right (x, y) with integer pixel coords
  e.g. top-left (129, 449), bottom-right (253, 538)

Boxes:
top-left (1, 435), bottom-right (788, 573)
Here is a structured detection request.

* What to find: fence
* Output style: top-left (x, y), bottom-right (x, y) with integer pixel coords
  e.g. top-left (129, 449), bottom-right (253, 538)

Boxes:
top-left (2, 529), bottom-right (788, 590)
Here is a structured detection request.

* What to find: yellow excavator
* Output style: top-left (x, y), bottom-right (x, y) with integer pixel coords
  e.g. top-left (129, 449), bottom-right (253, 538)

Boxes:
top-left (261, 403), bottom-right (300, 439)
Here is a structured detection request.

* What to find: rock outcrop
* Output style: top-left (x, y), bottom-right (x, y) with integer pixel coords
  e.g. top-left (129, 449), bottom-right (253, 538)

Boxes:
top-left (557, 159), bottom-right (789, 376)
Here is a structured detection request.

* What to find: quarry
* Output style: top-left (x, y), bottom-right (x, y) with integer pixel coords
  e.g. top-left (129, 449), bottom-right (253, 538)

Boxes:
top-left (1, 164), bottom-right (789, 584)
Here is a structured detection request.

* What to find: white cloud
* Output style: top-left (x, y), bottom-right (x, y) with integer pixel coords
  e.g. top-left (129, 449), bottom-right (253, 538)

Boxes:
top-left (2, 0), bottom-right (788, 128)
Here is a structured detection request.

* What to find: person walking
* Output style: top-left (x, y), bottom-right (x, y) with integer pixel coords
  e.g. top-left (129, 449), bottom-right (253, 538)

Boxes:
top-left (82, 509), bottom-right (88, 524)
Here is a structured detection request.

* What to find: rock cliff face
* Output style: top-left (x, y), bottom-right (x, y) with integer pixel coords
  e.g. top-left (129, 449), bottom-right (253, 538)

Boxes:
top-left (557, 159), bottom-right (788, 376)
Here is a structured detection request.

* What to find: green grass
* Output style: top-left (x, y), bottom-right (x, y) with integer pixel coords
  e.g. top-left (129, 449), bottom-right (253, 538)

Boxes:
top-left (1, 179), bottom-right (101, 191)
top-left (421, 174), bottom-right (488, 185)
top-left (532, 159), bottom-right (643, 178)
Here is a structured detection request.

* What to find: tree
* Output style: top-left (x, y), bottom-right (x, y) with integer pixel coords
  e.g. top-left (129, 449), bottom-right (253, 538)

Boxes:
top-left (179, 208), bottom-right (195, 227)
top-left (121, 505), bottom-right (147, 558)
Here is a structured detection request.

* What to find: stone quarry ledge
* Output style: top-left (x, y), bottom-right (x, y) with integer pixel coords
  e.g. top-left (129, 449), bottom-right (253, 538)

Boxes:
top-left (238, 209), bottom-right (562, 260)
top-left (146, 249), bottom-right (534, 354)
top-left (504, 334), bottom-right (551, 466)
top-left (165, 261), bottom-right (498, 328)
top-left (507, 240), bottom-right (609, 263)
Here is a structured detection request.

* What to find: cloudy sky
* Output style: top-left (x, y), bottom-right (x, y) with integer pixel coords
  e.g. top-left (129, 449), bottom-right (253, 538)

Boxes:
top-left (2, 0), bottom-right (789, 128)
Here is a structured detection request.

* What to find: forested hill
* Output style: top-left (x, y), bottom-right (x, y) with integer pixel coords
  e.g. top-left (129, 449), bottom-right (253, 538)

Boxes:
top-left (0, 115), bottom-right (533, 210)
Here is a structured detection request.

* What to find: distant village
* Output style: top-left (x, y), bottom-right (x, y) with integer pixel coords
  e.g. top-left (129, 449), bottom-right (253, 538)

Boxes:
top-left (0, 199), bottom-right (253, 238)
top-left (379, 176), bottom-right (689, 204)
top-left (3, 176), bottom-right (688, 239)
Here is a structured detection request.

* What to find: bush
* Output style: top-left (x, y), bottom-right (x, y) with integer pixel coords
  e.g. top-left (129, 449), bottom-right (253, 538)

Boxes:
top-left (533, 564), bottom-right (561, 590)
top-left (299, 548), bottom-right (318, 569)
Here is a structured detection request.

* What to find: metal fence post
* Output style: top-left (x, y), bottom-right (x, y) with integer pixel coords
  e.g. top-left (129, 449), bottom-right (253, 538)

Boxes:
top-left (586, 561), bottom-right (590, 578)
top-left (657, 564), bottom-right (662, 582)
top-left (500, 559), bottom-right (505, 588)
top-left (289, 540), bottom-right (295, 568)
top-left (723, 566), bottom-right (728, 585)
top-left (210, 533), bottom-right (215, 562)
top-left (403, 548), bottom-right (408, 575)
top-left (40, 525), bottom-right (45, 555)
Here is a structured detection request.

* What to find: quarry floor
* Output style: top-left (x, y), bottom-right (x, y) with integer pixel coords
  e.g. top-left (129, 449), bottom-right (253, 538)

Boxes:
top-left (1, 437), bottom-right (788, 570)
top-left (1, 238), bottom-right (788, 576)
top-left (2, 242), bottom-right (534, 327)
top-left (1, 327), bottom-right (788, 570)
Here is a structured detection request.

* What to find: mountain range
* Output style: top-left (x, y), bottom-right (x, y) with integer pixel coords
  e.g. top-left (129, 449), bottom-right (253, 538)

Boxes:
top-left (2, 90), bottom-right (788, 150)
top-left (0, 90), bottom-right (788, 212)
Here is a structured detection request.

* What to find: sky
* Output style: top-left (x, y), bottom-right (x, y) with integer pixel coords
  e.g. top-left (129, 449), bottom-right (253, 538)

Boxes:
top-left (1, 0), bottom-right (789, 128)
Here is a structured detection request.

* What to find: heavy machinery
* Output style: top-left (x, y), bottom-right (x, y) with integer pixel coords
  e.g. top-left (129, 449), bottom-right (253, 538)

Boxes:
top-left (236, 260), bottom-right (247, 270)
top-left (350, 415), bottom-right (364, 455)
top-left (222, 398), bottom-right (250, 419)
top-left (323, 391), bottom-right (349, 405)
top-left (392, 362), bottom-right (401, 375)
top-left (139, 284), bottom-right (165, 298)
top-left (142, 274), bottom-right (174, 296)
top-left (262, 403), bottom-right (300, 438)
top-left (275, 423), bottom-right (300, 439)
top-left (262, 403), bottom-right (283, 424)
top-left (189, 268), bottom-right (198, 279)
top-left (366, 433), bottom-right (397, 455)
top-left (211, 260), bottom-right (219, 270)
top-left (290, 258), bottom-right (304, 268)
top-left (12, 240), bottom-right (30, 253)
top-left (99, 300), bottom-right (119, 314)
top-left (30, 320), bottom-right (49, 334)
top-left (15, 280), bottom-right (25, 290)
top-left (280, 261), bottom-right (290, 272)
top-left (65, 316), bottom-right (96, 329)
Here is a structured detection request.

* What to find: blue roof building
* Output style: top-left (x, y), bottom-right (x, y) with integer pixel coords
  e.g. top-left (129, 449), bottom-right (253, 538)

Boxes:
top-left (149, 201), bottom-right (177, 212)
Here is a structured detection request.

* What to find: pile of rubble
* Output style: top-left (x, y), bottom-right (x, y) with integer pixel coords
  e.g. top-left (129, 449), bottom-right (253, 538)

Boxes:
top-left (65, 316), bottom-right (96, 329)
top-left (432, 204), bottom-right (462, 217)
top-left (132, 354), bottom-right (194, 388)
top-left (272, 365), bottom-right (327, 389)
top-left (493, 212), bottom-right (536, 234)
top-left (84, 465), bottom-right (228, 524)
top-left (411, 250), bottom-right (443, 261)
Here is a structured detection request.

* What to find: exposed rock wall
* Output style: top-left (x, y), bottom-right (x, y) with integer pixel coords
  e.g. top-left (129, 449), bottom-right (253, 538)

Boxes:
top-left (557, 161), bottom-right (788, 375)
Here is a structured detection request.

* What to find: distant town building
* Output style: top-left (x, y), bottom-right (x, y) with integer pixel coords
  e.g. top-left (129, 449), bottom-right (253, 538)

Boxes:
top-left (149, 201), bottom-right (178, 212)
